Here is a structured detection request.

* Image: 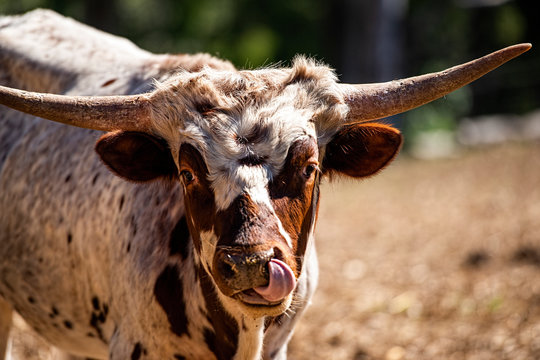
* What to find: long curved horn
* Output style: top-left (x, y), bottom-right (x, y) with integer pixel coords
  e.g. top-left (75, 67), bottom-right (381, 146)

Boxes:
top-left (0, 85), bottom-right (153, 132)
top-left (341, 43), bottom-right (532, 123)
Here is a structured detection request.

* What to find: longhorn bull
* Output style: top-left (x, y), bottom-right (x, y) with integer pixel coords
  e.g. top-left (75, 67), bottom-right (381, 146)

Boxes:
top-left (0, 9), bottom-right (531, 360)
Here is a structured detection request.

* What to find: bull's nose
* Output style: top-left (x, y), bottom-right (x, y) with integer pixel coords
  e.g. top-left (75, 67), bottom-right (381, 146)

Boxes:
top-left (214, 248), bottom-right (275, 293)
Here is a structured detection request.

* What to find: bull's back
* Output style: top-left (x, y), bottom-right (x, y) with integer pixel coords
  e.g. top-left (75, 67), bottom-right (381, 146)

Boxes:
top-left (0, 9), bottom-right (158, 172)
top-left (0, 10), bottom-right (172, 356)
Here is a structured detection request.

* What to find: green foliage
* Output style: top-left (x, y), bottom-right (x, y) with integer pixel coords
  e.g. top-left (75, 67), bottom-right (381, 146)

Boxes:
top-left (494, 4), bottom-right (525, 46)
top-left (0, 0), bottom-right (328, 68)
top-left (112, 0), bottom-right (328, 68)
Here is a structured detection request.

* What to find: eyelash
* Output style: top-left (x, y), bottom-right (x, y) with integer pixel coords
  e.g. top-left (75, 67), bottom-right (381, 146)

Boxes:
top-left (180, 170), bottom-right (195, 184)
top-left (303, 163), bottom-right (319, 178)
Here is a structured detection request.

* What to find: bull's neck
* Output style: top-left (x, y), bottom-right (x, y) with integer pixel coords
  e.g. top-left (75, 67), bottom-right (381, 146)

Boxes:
top-left (198, 264), bottom-right (239, 359)
top-left (234, 316), bottom-right (265, 360)
top-left (197, 262), bottom-right (266, 360)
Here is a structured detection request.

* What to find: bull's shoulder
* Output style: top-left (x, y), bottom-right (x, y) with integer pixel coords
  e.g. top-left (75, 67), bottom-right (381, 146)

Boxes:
top-left (0, 9), bottom-right (235, 95)
top-left (0, 9), bottom-right (157, 93)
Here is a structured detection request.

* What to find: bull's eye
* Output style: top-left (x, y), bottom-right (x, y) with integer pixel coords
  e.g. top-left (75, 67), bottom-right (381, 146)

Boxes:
top-left (180, 170), bottom-right (195, 184)
top-left (303, 163), bottom-right (318, 179)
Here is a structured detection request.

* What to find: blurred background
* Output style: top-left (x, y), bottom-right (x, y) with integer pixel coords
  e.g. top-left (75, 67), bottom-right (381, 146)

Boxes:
top-left (1, 1), bottom-right (540, 359)
top-left (0, 0), bottom-right (538, 156)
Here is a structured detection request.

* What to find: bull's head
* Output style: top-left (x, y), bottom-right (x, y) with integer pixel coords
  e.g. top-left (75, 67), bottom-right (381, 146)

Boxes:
top-left (0, 44), bottom-right (531, 317)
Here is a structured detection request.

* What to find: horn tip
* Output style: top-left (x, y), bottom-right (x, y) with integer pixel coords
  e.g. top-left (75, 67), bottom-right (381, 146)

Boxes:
top-left (517, 42), bottom-right (532, 50)
top-left (509, 43), bottom-right (532, 54)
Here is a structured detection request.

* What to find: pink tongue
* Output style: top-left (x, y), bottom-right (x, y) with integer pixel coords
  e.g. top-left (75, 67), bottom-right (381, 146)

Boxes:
top-left (254, 259), bottom-right (296, 302)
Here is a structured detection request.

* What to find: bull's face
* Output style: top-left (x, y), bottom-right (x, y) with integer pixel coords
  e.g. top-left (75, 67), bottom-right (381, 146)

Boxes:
top-left (94, 60), bottom-right (402, 317)
top-left (1, 45), bottom-right (529, 318)
top-left (177, 138), bottom-right (320, 316)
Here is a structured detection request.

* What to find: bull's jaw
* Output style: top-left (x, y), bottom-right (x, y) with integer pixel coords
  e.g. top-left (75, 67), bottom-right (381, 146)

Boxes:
top-left (199, 230), bottom-right (296, 318)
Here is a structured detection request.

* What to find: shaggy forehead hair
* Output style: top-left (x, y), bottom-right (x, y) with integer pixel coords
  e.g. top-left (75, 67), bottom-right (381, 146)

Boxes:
top-left (149, 57), bottom-right (348, 209)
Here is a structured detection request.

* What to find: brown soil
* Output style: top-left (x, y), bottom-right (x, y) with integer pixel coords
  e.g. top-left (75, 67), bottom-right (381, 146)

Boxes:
top-left (289, 142), bottom-right (540, 360)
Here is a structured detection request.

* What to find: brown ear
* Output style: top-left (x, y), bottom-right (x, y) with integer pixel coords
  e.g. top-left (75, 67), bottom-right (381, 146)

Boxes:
top-left (322, 123), bottom-right (402, 178)
top-left (95, 131), bottom-right (177, 182)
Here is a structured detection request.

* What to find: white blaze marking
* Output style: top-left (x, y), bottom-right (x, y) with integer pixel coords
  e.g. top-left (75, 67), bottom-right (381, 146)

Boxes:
top-left (244, 184), bottom-right (293, 249)
top-left (273, 213), bottom-right (293, 248)
top-left (211, 164), bottom-right (273, 211)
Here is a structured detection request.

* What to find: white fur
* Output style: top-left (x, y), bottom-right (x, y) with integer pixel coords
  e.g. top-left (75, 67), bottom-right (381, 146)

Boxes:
top-left (234, 317), bottom-right (265, 360)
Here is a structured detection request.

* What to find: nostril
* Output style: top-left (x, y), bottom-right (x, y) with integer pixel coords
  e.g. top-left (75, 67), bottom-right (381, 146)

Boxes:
top-left (218, 254), bottom-right (238, 280)
top-left (258, 259), bottom-right (270, 281)
top-left (272, 247), bottom-right (284, 262)
top-left (214, 248), bottom-right (280, 293)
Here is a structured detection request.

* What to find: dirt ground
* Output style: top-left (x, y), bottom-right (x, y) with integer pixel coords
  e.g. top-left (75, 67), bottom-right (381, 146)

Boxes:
top-left (289, 142), bottom-right (540, 360)
top-left (7, 142), bottom-right (540, 359)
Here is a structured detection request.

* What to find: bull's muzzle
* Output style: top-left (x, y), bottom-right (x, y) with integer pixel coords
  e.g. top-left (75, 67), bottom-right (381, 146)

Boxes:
top-left (213, 247), bottom-right (296, 306)
top-left (215, 248), bottom-right (274, 291)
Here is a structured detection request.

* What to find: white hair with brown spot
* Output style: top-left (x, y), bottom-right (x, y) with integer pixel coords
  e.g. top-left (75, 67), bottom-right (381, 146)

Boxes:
top-left (149, 57), bottom-right (348, 209)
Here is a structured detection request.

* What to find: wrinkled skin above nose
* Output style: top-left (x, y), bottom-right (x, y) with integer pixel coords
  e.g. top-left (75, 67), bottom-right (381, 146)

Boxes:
top-left (214, 248), bottom-right (274, 294)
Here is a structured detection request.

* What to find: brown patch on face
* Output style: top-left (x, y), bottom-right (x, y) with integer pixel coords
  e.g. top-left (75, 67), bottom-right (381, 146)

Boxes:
top-left (178, 143), bottom-right (217, 254)
top-left (214, 194), bottom-right (281, 248)
top-left (269, 137), bottom-right (320, 272)
top-left (211, 193), bottom-right (296, 296)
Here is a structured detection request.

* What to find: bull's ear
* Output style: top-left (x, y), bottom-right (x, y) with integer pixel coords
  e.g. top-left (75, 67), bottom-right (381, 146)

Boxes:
top-left (95, 131), bottom-right (177, 182)
top-left (322, 123), bottom-right (402, 178)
